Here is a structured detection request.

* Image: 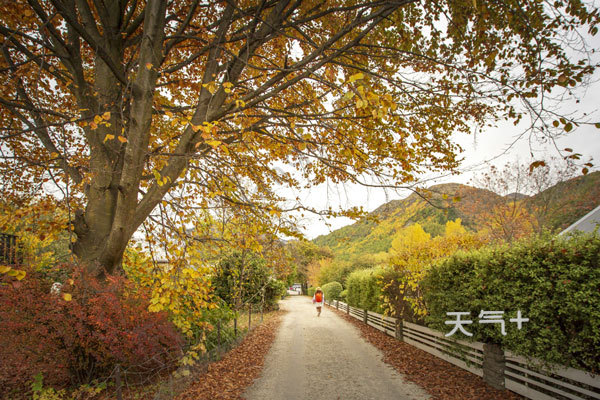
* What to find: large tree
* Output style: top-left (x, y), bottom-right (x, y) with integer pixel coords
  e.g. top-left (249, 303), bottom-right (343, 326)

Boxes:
top-left (0, 0), bottom-right (597, 276)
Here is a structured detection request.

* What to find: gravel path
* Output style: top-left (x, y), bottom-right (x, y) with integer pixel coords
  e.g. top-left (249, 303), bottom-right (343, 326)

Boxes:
top-left (244, 296), bottom-right (431, 400)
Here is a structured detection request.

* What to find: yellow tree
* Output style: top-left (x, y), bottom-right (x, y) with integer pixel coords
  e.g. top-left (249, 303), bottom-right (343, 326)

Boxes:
top-left (0, 0), bottom-right (597, 277)
top-left (385, 220), bottom-right (488, 318)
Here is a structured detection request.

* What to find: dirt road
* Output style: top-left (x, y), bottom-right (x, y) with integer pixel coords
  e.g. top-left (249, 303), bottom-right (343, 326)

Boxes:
top-left (244, 296), bottom-right (430, 400)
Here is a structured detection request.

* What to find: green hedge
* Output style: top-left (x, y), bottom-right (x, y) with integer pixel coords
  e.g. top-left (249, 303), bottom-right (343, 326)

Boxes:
top-left (307, 286), bottom-right (316, 297)
top-left (423, 232), bottom-right (600, 373)
top-left (321, 281), bottom-right (343, 301)
top-left (345, 267), bottom-right (385, 313)
top-left (339, 289), bottom-right (348, 301)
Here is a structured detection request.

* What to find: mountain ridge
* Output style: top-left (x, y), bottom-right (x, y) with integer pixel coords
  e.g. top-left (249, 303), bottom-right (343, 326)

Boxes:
top-left (313, 172), bottom-right (600, 260)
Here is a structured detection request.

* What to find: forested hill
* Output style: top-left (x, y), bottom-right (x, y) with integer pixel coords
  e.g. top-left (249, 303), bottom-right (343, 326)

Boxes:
top-left (313, 172), bottom-right (600, 260)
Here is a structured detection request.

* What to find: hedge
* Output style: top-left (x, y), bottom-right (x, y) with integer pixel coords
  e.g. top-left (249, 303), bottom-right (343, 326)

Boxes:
top-left (345, 267), bottom-right (385, 313)
top-left (321, 281), bottom-right (343, 301)
top-left (339, 289), bottom-right (348, 301)
top-left (307, 286), bottom-right (316, 297)
top-left (422, 232), bottom-right (600, 373)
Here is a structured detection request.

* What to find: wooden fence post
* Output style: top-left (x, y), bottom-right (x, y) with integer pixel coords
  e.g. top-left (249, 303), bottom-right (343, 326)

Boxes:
top-left (217, 320), bottom-right (221, 346)
top-left (363, 309), bottom-right (368, 324)
top-left (483, 343), bottom-right (505, 390)
top-left (115, 364), bottom-right (122, 400)
top-left (346, 302), bottom-right (350, 314)
top-left (248, 304), bottom-right (252, 330)
top-left (234, 317), bottom-right (237, 336)
top-left (336, 300), bottom-right (339, 310)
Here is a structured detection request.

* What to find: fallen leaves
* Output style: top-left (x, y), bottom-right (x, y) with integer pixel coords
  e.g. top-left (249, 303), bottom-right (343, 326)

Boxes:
top-left (177, 311), bottom-right (283, 400)
top-left (328, 306), bottom-right (523, 400)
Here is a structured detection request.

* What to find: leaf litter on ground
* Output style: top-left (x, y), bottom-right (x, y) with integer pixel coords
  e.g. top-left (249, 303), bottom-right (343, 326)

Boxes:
top-left (327, 306), bottom-right (524, 400)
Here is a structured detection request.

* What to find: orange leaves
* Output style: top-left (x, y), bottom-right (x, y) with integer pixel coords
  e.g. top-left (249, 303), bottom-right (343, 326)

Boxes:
top-left (528, 160), bottom-right (546, 173)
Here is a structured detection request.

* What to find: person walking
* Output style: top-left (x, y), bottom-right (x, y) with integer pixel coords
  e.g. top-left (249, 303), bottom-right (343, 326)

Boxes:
top-left (313, 287), bottom-right (324, 317)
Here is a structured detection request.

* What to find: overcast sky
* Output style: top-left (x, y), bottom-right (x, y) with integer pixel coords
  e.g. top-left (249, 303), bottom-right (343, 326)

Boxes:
top-left (291, 75), bottom-right (600, 240)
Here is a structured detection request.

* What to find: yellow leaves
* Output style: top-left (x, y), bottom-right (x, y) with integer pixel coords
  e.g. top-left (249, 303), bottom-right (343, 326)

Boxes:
top-left (223, 82), bottom-right (233, 93)
top-left (145, 63), bottom-right (153, 70)
top-left (152, 169), bottom-right (172, 187)
top-left (348, 72), bottom-right (364, 83)
top-left (117, 136), bottom-right (128, 143)
top-left (102, 111), bottom-right (111, 120)
top-left (235, 99), bottom-right (246, 108)
top-left (15, 270), bottom-right (26, 280)
top-left (205, 140), bottom-right (222, 148)
top-left (63, 293), bottom-right (72, 301)
top-left (148, 303), bottom-right (163, 313)
top-left (103, 134), bottom-right (115, 143)
top-left (202, 81), bottom-right (217, 94)
top-left (342, 91), bottom-right (355, 101)
top-left (1, 266), bottom-right (26, 280)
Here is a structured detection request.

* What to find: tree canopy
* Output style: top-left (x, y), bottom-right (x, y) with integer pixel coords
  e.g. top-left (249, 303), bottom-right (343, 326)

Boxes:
top-left (1, 0), bottom-right (598, 275)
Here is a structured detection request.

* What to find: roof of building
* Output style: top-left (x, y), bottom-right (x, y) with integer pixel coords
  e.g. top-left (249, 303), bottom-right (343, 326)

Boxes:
top-left (559, 205), bottom-right (600, 235)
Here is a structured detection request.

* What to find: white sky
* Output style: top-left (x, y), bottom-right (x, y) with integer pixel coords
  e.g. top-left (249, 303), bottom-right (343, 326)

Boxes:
top-left (292, 76), bottom-right (600, 240)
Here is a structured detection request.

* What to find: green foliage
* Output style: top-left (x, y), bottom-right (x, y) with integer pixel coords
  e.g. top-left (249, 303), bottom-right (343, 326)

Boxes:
top-left (321, 281), bottom-right (343, 301)
top-left (423, 232), bottom-right (600, 373)
top-left (287, 240), bottom-right (332, 287)
top-left (345, 267), bottom-right (385, 313)
top-left (201, 301), bottom-right (237, 352)
top-left (264, 278), bottom-right (286, 309)
top-left (31, 373), bottom-right (105, 400)
top-left (317, 254), bottom-right (377, 286)
top-left (339, 289), bottom-right (348, 301)
top-left (307, 286), bottom-right (316, 297)
top-left (212, 252), bottom-right (270, 307)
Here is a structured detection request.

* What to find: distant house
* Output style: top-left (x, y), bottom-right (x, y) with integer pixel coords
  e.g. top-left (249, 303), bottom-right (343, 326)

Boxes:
top-left (559, 205), bottom-right (600, 235)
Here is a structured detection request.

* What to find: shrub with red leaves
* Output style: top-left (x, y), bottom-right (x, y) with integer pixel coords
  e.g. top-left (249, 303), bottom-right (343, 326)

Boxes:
top-left (0, 264), bottom-right (183, 397)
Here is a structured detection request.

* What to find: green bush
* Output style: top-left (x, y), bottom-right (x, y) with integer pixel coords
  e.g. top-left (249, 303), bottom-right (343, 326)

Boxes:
top-left (339, 289), bottom-right (348, 301)
top-left (345, 267), bottom-right (385, 313)
top-left (423, 232), bottom-right (600, 373)
top-left (321, 281), bottom-right (343, 301)
top-left (264, 279), bottom-right (286, 309)
top-left (307, 286), bottom-right (316, 297)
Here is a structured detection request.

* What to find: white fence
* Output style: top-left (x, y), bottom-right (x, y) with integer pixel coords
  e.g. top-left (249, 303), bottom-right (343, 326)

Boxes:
top-left (325, 299), bottom-right (600, 400)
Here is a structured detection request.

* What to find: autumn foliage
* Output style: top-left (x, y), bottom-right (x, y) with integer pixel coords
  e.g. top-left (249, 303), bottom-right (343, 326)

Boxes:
top-left (0, 264), bottom-right (183, 397)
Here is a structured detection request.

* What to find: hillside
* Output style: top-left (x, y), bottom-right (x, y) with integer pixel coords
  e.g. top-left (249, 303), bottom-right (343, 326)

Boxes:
top-left (313, 172), bottom-right (600, 260)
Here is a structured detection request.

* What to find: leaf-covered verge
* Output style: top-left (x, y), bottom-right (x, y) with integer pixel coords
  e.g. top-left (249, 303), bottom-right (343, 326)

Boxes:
top-left (423, 232), bottom-right (600, 373)
top-left (327, 305), bottom-right (523, 400)
top-left (176, 311), bottom-right (283, 400)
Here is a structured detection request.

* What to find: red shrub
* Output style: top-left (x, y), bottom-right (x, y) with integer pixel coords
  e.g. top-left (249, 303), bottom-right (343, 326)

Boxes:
top-left (0, 264), bottom-right (183, 397)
